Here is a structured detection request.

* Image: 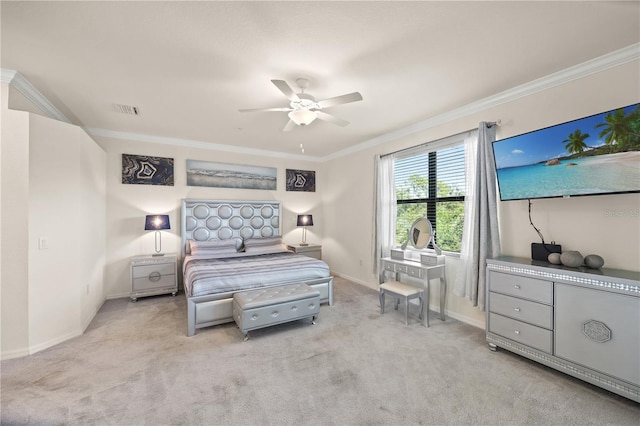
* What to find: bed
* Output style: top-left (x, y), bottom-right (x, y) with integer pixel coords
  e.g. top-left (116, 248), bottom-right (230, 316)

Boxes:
top-left (181, 199), bottom-right (334, 336)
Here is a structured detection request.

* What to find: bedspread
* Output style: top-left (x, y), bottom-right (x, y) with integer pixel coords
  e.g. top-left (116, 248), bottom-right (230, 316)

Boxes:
top-left (183, 251), bottom-right (331, 297)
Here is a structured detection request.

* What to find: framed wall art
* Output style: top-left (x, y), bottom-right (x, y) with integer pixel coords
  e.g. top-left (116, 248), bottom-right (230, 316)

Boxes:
top-left (122, 154), bottom-right (174, 186)
top-left (187, 160), bottom-right (277, 190)
top-left (286, 169), bottom-right (315, 192)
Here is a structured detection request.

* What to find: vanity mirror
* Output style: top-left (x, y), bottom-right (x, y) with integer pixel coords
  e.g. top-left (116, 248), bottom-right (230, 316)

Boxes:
top-left (400, 217), bottom-right (442, 254)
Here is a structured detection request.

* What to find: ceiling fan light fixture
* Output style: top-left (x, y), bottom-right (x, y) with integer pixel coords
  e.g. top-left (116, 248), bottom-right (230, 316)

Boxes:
top-left (288, 108), bottom-right (317, 126)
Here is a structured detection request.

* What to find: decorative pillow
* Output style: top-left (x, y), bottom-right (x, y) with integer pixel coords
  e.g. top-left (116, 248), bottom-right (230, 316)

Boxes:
top-left (189, 238), bottom-right (242, 256)
top-left (243, 237), bottom-right (289, 254)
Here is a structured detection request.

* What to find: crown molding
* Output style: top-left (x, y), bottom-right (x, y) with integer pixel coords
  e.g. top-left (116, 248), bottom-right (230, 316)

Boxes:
top-left (1, 69), bottom-right (71, 124)
top-left (4, 43), bottom-right (638, 163)
top-left (86, 128), bottom-right (320, 162)
top-left (319, 43), bottom-right (639, 162)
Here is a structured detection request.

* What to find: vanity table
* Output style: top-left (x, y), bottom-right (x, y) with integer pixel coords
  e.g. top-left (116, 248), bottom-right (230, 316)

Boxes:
top-left (379, 257), bottom-right (447, 323)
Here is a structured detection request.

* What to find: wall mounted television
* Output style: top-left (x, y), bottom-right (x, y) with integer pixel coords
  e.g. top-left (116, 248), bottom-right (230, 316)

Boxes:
top-left (492, 103), bottom-right (640, 201)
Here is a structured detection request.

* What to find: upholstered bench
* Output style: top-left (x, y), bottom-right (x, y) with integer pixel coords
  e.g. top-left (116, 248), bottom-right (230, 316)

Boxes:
top-left (379, 281), bottom-right (425, 326)
top-left (232, 283), bottom-right (320, 341)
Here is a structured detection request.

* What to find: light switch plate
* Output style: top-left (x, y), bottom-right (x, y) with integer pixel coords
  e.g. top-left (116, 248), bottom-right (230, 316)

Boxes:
top-left (38, 237), bottom-right (49, 250)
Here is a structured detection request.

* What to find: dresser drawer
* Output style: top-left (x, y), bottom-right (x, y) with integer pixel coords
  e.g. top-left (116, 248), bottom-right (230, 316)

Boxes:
top-left (133, 274), bottom-right (176, 292)
top-left (488, 271), bottom-right (552, 304)
top-left (489, 313), bottom-right (553, 353)
top-left (489, 292), bottom-right (553, 329)
top-left (383, 262), bottom-right (396, 272)
top-left (406, 266), bottom-right (423, 278)
top-left (132, 263), bottom-right (175, 279)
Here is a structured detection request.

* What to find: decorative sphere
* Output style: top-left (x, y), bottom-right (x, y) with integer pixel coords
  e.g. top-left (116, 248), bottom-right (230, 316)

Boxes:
top-left (560, 250), bottom-right (583, 268)
top-left (548, 253), bottom-right (562, 264)
top-left (584, 254), bottom-right (605, 269)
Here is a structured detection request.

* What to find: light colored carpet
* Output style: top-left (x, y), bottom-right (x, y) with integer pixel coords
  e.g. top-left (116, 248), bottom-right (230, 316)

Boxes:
top-left (2, 277), bottom-right (639, 425)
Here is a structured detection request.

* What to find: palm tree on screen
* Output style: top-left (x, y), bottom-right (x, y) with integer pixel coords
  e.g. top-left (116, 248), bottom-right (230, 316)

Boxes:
top-left (563, 129), bottom-right (590, 155)
top-left (595, 106), bottom-right (640, 150)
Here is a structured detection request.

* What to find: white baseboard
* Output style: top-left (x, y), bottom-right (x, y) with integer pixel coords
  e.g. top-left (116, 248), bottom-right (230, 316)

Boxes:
top-left (82, 296), bottom-right (107, 332)
top-left (332, 271), bottom-right (374, 289)
top-left (106, 291), bottom-right (130, 300)
top-left (441, 310), bottom-right (485, 329)
top-left (1, 347), bottom-right (31, 361)
top-left (2, 296), bottom-right (108, 361)
top-left (28, 329), bottom-right (83, 356)
top-left (332, 271), bottom-right (486, 330)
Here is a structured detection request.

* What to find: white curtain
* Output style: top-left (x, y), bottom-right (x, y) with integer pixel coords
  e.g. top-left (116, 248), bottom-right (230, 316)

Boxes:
top-left (454, 123), bottom-right (501, 309)
top-left (373, 154), bottom-right (396, 276)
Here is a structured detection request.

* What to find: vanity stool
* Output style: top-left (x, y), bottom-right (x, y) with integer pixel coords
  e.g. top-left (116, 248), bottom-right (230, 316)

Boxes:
top-left (379, 281), bottom-right (425, 326)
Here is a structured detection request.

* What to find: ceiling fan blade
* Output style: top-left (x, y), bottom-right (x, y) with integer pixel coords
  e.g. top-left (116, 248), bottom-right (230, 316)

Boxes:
top-left (316, 110), bottom-right (349, 127)
top-left (283, 119), bottom-right (297, 132)
top-left (271, 80), bottom-right (300, 101)
top-left (317, 92), bottom-right (363, 109)
top-left (238, 107), bottom-right (292, 112)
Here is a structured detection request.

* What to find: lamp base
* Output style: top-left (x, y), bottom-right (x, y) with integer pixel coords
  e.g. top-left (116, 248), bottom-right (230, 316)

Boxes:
top-left (152, 253), bottom-right (165, 257)
top-left (299, 243), bottom-right (309, 246)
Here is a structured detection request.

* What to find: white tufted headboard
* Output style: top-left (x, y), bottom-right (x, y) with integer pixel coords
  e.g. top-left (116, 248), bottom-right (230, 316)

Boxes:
top-left (181, 199), bottom-right (281, 257)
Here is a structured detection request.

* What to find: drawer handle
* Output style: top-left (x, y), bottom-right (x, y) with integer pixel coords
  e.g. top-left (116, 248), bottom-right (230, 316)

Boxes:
top-left (514, 330), bottom-right (520, 335)
top-left (514, 285), bottom-right (521, 289)
top-left (582, 320), bottom-right (612, 343)
top-left (148, 271), bottom-right (161, 282)
top-left (514, 308), bottom-right (521, 312)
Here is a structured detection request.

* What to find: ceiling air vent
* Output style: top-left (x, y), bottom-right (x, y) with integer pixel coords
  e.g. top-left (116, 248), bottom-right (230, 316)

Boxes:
top-left (114, 103), bottom-right (140, 116)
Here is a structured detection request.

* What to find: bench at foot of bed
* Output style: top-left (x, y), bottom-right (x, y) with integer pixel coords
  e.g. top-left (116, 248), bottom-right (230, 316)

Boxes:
top-left (186, 276), bottom-right (333, 337)
top-left (232, 283), bottom-right (320, 341)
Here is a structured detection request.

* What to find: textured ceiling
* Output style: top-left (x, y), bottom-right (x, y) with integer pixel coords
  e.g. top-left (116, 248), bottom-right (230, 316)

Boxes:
top-left (2, 1), bottom-right (639, 159)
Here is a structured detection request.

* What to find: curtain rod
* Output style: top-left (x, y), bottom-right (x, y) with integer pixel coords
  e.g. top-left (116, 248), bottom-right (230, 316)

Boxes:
top-left (381, 120), bottom-right (501, 158)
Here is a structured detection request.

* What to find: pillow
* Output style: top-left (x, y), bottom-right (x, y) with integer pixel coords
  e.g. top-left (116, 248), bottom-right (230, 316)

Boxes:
top-left (243, 237), bottom-right (289, 254)
top-left (243, 236), bottom-right (282, 248)
top-left (189, 238), bottom-right (242, 256)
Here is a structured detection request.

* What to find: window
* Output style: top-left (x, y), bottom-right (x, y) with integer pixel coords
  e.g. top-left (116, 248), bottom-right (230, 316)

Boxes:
top-left (394, 143), bottom-right (466, 252)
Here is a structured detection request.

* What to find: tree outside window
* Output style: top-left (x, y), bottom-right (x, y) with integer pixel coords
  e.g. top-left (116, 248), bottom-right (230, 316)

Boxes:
top-left (394, 145), bottom-right (465, 252)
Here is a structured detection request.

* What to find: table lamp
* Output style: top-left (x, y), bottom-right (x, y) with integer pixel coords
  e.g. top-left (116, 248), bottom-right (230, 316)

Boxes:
top-left (145, 214), bottom-right (170, 256)
top-left (296, 214), bottom-right (313, 246)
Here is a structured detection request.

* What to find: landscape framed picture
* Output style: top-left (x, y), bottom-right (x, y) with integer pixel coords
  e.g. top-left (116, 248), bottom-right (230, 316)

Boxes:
top-left (187, 160), bottom-right (277, 190)
top-left (286, 169), bottom-right (316, 192)
top-left (122, 154), bottom-right (174, 186)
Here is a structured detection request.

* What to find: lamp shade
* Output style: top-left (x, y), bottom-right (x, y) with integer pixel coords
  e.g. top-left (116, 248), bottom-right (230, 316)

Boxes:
top-left (145, 214), bottom-right (170, 230)
top-left (297, 214), bottom-right (313, 227)
top-left (288, 109), bottom-right (317, 126)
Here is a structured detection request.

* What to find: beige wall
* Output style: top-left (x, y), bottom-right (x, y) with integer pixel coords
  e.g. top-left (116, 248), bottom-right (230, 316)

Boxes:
top-left (1, 84), bottom-right (107, 359)
top-left (322, 60), bottom-right (640, 327)
top-left (1, 84), bottom-right (31, 357)
top-left (95, 137), bottom-right (324, 298)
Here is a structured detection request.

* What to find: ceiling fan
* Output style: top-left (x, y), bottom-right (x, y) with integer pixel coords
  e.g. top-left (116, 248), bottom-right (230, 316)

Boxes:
top-left (239, 78), bottom-right (363, 131)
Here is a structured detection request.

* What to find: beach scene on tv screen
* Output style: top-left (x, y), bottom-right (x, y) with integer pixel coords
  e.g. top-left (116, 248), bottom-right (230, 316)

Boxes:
top-left (493, 104), bottom-right (640, 200)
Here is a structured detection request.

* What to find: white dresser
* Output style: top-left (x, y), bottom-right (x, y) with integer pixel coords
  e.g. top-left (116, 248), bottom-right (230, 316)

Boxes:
top-left (130, 254), bottom-right (178, 302)
top-left (486, 256), bottom-right (639, 402)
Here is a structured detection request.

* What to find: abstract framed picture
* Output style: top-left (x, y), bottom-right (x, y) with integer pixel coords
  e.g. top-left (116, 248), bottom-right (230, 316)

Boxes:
top-left (122, 154), bottom-right (174, 186)
top-left (187, 160), bottom-right (277, 190)
top-left (286, 169), bottom-right (316, 192)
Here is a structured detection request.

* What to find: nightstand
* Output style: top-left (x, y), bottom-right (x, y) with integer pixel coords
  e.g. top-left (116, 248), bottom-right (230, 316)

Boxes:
top-left (287, 244), bottom-right (322, 260)
top-left (130, 254), bottom-right (178, 301)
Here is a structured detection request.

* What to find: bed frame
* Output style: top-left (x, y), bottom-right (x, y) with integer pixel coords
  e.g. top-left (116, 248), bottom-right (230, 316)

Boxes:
top-left (181, 199), bottom-right (334, 336)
